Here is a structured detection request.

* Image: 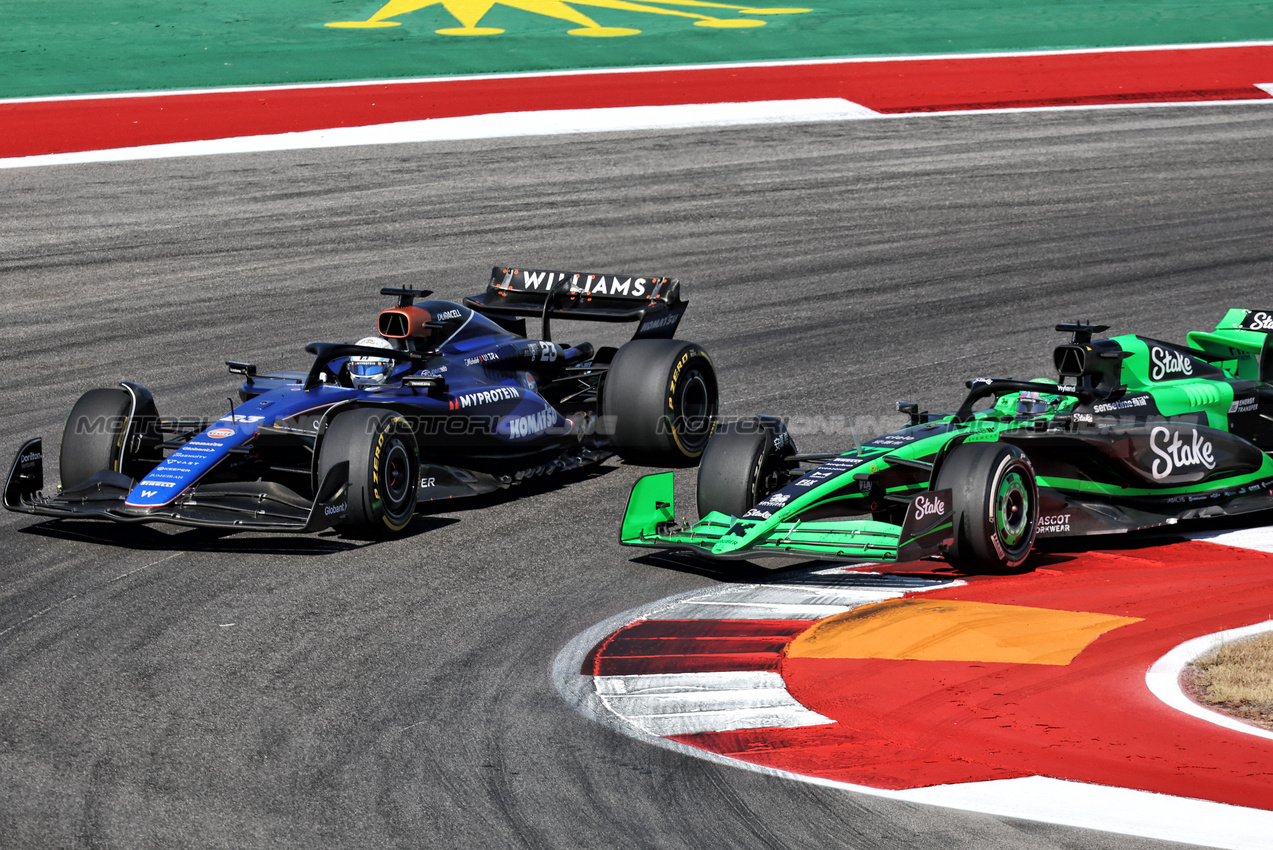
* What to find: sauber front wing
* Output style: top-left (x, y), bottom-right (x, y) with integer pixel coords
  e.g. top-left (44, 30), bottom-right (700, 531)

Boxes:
top-left (3, 438), bottom-right (351, 533)
top-left (619, 472), bottom-right (954, 564)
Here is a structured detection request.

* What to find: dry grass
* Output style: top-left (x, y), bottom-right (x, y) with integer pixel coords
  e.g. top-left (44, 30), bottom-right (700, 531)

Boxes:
top-left (1186, 631), bottom-right (1273, 731)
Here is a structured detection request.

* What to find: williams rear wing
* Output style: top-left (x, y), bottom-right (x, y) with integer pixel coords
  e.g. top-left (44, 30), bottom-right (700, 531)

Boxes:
top-left (463, 266), bottom-right (687, 342)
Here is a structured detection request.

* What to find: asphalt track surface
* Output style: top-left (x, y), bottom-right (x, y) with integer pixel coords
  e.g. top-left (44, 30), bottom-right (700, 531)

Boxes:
top-left (2, 105), bottom-right (1272, 849)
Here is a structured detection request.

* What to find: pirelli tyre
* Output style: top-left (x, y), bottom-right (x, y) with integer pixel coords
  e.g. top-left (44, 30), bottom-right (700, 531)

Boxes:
top-left (933, 441), bottom-right (1038, 573)
top-left (697, 417), bottom-right (793, 519)
top-left (602, 338), bottom-right (718, 465)
top-left (60, 385), bottom-right (160, 489)
top-left (319, 408), bottom-right (419, 536)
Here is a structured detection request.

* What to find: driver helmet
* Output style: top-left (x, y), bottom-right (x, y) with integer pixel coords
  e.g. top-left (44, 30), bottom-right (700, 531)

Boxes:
top-left (349, 336), bottom-right (395, 386)
top-left (1015, 390), bottom-right (1053, 417)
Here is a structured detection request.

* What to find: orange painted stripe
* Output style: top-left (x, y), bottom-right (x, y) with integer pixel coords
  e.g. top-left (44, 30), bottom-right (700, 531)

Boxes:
top-left (786, 598), bottom-right (1141, 666)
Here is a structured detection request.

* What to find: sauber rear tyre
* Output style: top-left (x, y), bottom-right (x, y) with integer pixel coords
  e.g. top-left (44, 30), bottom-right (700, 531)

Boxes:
top-left (60, 385), bottom-right (159, 489)
top-left (319, 408), bottom-right (419, 536)
top-left (602, 338), bottom-right (719, 465)
top-left (696, 417), bottom-right (790, 519)
top-left (933, 441), bottom-right (1037, 573)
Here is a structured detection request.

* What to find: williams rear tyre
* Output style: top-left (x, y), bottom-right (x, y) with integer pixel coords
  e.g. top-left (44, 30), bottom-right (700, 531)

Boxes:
top-left (601, 338), bottom-right (718, 465)
top-left (696, 417), bottom-right (791, 519)
top-left (933, 441), bottom-right (1038, 573)
top-left (60, 386), bottom-right (159, 489)
top-left (318, 408), bottom-right (419, 536)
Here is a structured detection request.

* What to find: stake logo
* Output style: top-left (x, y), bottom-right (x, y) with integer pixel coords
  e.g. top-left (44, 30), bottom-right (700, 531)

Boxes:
top-left (911, 493), bottom-right (946, 521)
top-left (328, 0), bottom-right (809, 37)
top-left (1148, 426), bottom-right (1216, 480)
top-left (1240, 310), bottom-right (1273, 330)
top-left (1149, 346), bottom-right (1194, 381)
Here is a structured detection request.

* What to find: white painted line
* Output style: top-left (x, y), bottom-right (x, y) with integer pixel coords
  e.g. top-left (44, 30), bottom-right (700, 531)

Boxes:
top-left (6, 91), bottom-right (1273, 170)
top-left (711, 585), bottom-right (907, 605)
top-left (1146, 619), bottom-right (1273, 742)
top-left (663, 602), bottom-right (855, 619)
top-left (631, 570), bottom-right (956, 620)
top-left (594, 670), bottom-right (792, 695)
top-left (648, 573), bottom-right (959, 619)
top-left (597, 671), bottom-right (832, 735)
top-left (0, 98), bottom-right (879, 170)
top-left (620, 706), bottom-right (833, 737)
top-left (602, 690), bottom-right (806, 714)
top-left (1258, 83), bottom-right (1273, 96)
top-left (1190, 526), bottom-right (1273, 554)
top-left (898, 775), bottom-right (1273, 850)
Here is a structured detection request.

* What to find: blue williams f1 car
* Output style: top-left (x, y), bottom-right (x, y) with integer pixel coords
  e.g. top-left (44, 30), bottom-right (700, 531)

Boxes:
top-left (4, 267), bottom-right (718, 536)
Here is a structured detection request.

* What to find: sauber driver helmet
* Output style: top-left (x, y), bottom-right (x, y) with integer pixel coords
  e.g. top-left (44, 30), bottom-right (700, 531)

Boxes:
top-left (349, 336), bottom-right (395, 386)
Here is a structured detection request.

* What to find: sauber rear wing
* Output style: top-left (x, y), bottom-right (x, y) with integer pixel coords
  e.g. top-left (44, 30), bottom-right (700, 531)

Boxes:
top-left (463, 266), bottom-right (687, 342)
top-left (1186, 308), bottom-right (1273, 382)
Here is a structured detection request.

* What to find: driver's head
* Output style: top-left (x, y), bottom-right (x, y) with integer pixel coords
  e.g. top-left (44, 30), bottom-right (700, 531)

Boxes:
top-left (349, 336), bottom-right (394, 385)
top-left (1015, 390), bottom-right (1053, 417)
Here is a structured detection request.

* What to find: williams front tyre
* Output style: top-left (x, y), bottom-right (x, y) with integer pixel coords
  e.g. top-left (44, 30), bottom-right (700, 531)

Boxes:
top-left (319, 408), bottom-right (419, 536)
top-left (602, 338), bottom-right (718, 465)
top-left (60, 384), bottom-right (161, 489)
top-left (933, 441), bottom-right (1038, 573)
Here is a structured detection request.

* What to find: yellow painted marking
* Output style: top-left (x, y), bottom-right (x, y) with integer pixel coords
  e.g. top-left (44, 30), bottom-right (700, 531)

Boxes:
top-left (787, 598), bottom-right (1142, 666)
top-left (568, 26), bottom-right (641, 34)
top-left (327, 0), bottom-right (808, 35)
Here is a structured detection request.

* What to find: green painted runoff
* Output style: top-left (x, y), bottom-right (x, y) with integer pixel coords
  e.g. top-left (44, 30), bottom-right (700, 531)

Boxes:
top-left (3, 0), bottom-right (1271, 97)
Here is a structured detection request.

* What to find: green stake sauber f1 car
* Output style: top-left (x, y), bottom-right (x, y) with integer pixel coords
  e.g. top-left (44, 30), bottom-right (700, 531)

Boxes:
top-left (621, 311), bottom-right (1273, 572)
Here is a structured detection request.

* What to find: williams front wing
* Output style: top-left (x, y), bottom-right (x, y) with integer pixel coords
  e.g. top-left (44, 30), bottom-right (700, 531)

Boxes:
top-left (4, 438), bottom-right (350, 533)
